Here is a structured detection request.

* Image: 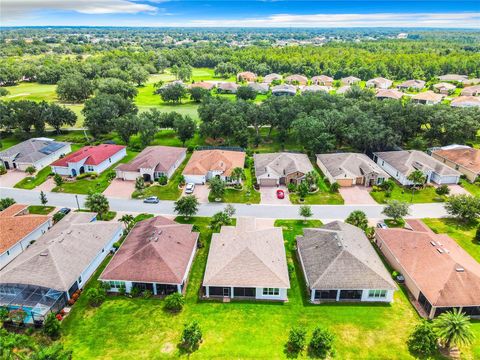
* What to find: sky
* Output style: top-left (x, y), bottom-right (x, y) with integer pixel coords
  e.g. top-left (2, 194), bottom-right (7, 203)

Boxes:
top-left (1, 0), bottom-right (480, 28)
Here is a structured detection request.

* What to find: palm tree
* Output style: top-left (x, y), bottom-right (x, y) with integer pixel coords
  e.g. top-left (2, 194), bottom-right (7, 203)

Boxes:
top-left (345, 210), bottom-right (369, 231)
top-left (305, 171), bottom-right (319, 191)
top-left (433, 308), bottom-right (475, 352)
top-left (231, 167), bottom-right (245, 185)
top-left (120, 214), bottom-right (134, 231)
top-left (407, 170), bottom-right (426, 202)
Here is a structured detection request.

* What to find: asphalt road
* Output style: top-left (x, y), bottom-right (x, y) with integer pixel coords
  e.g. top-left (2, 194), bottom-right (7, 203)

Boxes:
top-left (0, 187), bottom-right (449, 220)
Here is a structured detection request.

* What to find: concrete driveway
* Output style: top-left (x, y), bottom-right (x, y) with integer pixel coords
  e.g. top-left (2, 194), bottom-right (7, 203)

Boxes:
top-left (339, 186), bottom-right (377, 205)
top-left (36, 177), bottom-right (56, 192)
top-left (446, 184), bottom-right (470, 195)
top-left (103, 179), bottom-right (135, 199)
top-left (259, 186), bottom-right (291, 205)
top-left (0, 170), bottom-right (27, 188)
top-left (183, 184), bottom-right (210, 203)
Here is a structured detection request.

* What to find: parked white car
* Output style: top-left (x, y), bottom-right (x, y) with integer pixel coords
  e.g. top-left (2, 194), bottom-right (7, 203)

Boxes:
top-left (185, 183), bottom-right (195, 194)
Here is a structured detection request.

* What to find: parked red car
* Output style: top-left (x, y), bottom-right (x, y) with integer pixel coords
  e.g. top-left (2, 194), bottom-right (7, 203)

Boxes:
top-left (276, 189), bottom-right (285, 199)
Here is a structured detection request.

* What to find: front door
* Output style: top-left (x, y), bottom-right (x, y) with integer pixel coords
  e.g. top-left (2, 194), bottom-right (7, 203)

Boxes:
top-left (3, 161), bottom-right (9, 170)
top-left (223, 287), bottom-right (230, 297)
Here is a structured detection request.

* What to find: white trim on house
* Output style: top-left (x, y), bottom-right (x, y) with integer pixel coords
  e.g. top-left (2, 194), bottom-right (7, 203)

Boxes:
top-left (204, 285), bottom-right (288, 301)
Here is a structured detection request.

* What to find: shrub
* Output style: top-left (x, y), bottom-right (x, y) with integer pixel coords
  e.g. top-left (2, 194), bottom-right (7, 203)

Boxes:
top-left (53, 212), bottom-right (66, 223)
top-left (475, 226), bottom-right (480, 242)
top-left (43, 313), bottom-right (61, 338)
top-left (435, 184), bottom-right (450, 196)
top-left (53, 174), bottom-right (63, 186)
top-left (0, 165), bottom-right (6, 175)
top-left (113, 241), bottom-right (121, 250)
top-left (181, 320), bottom-right (202, 353)
top-left (142, 290), bottom-right (153, 299)
top-left (309, 326), bottom-right (335, 358)
top-left (85, 287), bottom-right (106, 307)
top-left (287, 326), bottom-right (307, 354)
top-left (407, 320), bottom-right (437, 356)
top-left (287, 183), bottom-right (297, 193)
top-left (157, 175), bottom-right (168, 185)
top-left (164, 292), bottom-right (185, 312)
top-left (130, 287), bottom-right (141, 297)
top-left (329, 182), bottom-right (340, 193)
top-left (298, 182), bottom-right (309, 200)
top-left (55, 314), bottom-right (63, 321)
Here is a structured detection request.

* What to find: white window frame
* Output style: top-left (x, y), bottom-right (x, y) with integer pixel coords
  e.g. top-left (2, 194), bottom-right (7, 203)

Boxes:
top-left (368, 289), bottom-right (387, 298)
top-left (262, 288), bottom-right (280, 296)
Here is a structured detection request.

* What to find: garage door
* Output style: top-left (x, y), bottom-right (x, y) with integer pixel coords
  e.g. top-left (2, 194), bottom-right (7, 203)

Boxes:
top-left (337, 179), bottom-right (353, 187)
top-left (260, 178), bottom-right (278, 186)
top-left (438, 175), bottom-right (460, 185)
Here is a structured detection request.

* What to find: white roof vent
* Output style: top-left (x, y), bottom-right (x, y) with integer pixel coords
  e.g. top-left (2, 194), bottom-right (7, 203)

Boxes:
top-left (455, 267), bottom-right (465, 272)
top-left (436, 248), bottom-right (444, 254)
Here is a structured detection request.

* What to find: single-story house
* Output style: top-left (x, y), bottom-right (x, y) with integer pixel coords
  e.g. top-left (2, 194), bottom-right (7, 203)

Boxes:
top-left (247, 82), bottom-right (269, 94)
top-left (411, 90), bottom-right (444, 105)
top-left (340, 76), bottom-right (361, 85)
top-left (0, 212), bottom-right (122, 324)
top-left (262, 73), bottom-right (282, 84)
top-left (189, 82), bottom-right (215, 91)
top-left (160, 80), bottom-right (185, 90)
top-left (450, 96), bottom-right (480, 108)
top-left (285, 74), bottom-right (308, 86)
top-left (311, 75), bottom-right (333, 86)
top-left (373, 150), bottom-right (461, 185)
top-left (438, 74), bottom-right (468, 82)
top-left (375, 89), bottom-right (404, 100)
top-left (254, 152), bottom-right (313, 186)
top-left (100, 216), bottom-right (199, 295)
top-left (302, 85), bottom-right (331, 94)
top-left (116, 146), bottom-right (186, 182)
top-left (237, 71), bottom-right (257, 82)
top-left (366, 77), bottom-right (393, 89)
top-left (183, 149), bottom-right (246, 184)
top-left (51, 144), bottom-right (126, 177)
top-left (336, 85), bottom-right (351, 95)
top-left (0, 138), bottom-right (71, 171)
top-left (397, 79), bottom-right (425, 91)
top-left (462, 78), bottom-right (480, 86)
top-left (271, 84), bottom-right (297, 96)
top-left (460, 85), bottom-right (480, 96)
top-left (376, 220), bottom-right (480, 318)
top-left (431, 145), bottom-right (480, 183)
top-left (433, 82), bottom-right (456, 95)
top-left (316, 153), bottom-right (390, 187)
top-left (203, 217), bottom-right (290, 301)
top-left (217, 82), bottom-right (239, 94)
top-left (297, 221), bottom-right (396, 303)
top-left (0, 204), bottom-right (52, 269)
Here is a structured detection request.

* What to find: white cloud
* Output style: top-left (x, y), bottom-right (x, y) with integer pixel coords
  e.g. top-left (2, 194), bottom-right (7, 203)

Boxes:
top-left (188, 12), bottom-right (480, 28)
top-left (2, 0), bottom-right (158, 18)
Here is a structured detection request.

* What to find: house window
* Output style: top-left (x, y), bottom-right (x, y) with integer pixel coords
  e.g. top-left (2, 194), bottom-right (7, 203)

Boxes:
top-left (87, 165), bottom-right (94, 172)
top-left (109, 158), bottom-right (112, 163)
top-left (368, 290), bottom-right (387, 298)
top-left (262, 288), bottom-right (279, 296)
top-left (108, 281), bottom-right (125, 289)
top-left (78, 276), bottom-right (82, 284)
top-left (6, 250), bottom-right (9, 256)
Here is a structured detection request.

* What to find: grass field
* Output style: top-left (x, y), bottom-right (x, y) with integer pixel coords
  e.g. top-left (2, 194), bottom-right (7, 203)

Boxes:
top-left (423, 217), bottom-right (479, 263)
top-left (132, 153), bottom-right (191, 201)
top-left (209, 164), bottom-right (261, 204)
top-left (52, 150), bottom-right (138, 194)
top-left (14, 166), bottom-right (52, 190)
top-left (27, 205), bottom-right (55, 215)
top-left (57, 217), bottom-right (480, 360)
top-left (370, 183), bottom-right (444, 204)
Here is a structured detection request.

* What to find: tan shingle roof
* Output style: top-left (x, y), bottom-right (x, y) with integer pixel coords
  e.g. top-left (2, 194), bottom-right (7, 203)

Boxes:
top-left (376, 220), bottom-right (480, 307)
top-left (0, 212), bottom-right (122, 291)
top-left (183, 149), bottom-right (245, 177)
top-left (285, 74), bottom-right (308, 85)
top-left (203, 217), bottom-right (290, 288)
top-left (433, 147), bottom-right (480, 174)
top-left (376, 89), bottom-right (404, 100)
top-left (100, 216), bottom-right (199, 284)
top-left (116, 146), bottom-right (186, 173)
top-left (450, 96), bottom-right (480, 108)
top-left (0, 205), bottom-right (51, 255)
top-left (254, 152), bottom-right (313, 180)
top-left (316, 153), bottom-right (389, 180)
top-left (411, 91), bottom-right (444, 102)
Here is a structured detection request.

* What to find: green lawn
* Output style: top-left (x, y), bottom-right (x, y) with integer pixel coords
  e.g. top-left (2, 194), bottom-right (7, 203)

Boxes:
top-left (423, 218), bottom-right (479, 263)
top-left (208, 163), bottom-right (261, 204)
top-left (289, 168), bottom-right (344, 205)
top-left (27, 205), bottom-right (55, 215)
top-left (132, 153), bottom-right (191, 201)
top-left (460, 179), bottom-right (480, 196)
top-left (52, 150), bottom-right (138, 194)
top-left (57, 216), bottom-right (477, 360)
top-left (14, 166), bottom-right (52, 190)
top-left (370, 183), bottom-right (444, 204)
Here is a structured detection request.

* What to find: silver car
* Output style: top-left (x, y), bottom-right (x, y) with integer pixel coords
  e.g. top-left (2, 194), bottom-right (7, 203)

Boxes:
top-left (185, 183), bottom-right (195, 194)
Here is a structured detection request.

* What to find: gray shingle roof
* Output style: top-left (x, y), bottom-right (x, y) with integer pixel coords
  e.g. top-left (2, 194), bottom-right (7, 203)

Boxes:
top-left (0, 212), bottom-right (122, 292)
top-left (317, 153), bottom-right (389, 180)
top-left (0, 138), bottom-right (69, 165)
top-left (297, 221), bottom-right (396, 291)
top-left (203, 217), bottom-right (290, 288)
top-left (374, 150), bottom-right (461, 177)
top-left (254, 152), bottom-right (313, 180)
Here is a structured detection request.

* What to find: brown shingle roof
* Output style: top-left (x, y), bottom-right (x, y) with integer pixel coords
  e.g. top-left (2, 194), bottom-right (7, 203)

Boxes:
top-left (285, 74), bottom-right (308, 85)
top-left (203, 217), bottom-right (290, 288)
top-left (433, 147), bottom-right (480, 174)
top-left (116, 146), bottom-right (186, 173)
top-left (100, 216), bottom-right (199, 284)
top-left (376, 220), bottom-right (480, 307)
top-left (376, 89), bottom-right (404, 100)
top-left (411, 91), bottom-right (444, 102)
top-left (0, 204), bottom-right (51, 254)
top-left (183, 149), bottom-right (245, 177)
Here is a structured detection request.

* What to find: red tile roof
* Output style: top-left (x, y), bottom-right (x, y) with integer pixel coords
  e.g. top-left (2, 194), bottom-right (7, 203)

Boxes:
top-left (51, 144), bottom-right (125, 167)
top-left (99, 216), bottom-right (199, 284)
top-left (376, 220), bottom-right (480, 307)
